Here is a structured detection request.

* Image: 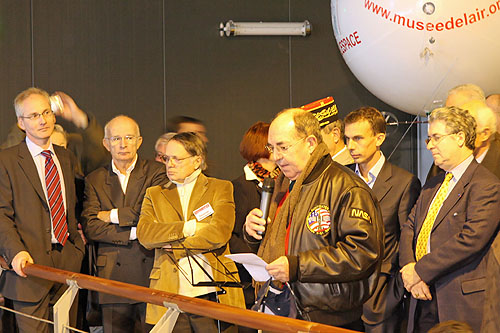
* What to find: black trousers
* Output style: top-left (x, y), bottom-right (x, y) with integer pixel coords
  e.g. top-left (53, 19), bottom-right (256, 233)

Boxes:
top-left (414, 287), bottom-right (439, 333)
top-left (172, 292), bottom-right (237, 333)
top-left (101, 302), bottom-right (151, 333)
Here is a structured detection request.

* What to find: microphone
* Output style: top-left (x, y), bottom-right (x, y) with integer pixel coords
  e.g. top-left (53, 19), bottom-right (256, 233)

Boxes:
top-left (257, 178), bottom-right (275, 236)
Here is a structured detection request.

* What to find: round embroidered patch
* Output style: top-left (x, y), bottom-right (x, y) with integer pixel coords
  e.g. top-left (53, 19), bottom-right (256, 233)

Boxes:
top-left (306, 205), bottom-right (331, 235)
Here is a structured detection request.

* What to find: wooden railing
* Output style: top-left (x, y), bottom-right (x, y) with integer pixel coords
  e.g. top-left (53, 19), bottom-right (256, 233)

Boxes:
top-left (21, 263), bottom-right (356, 333)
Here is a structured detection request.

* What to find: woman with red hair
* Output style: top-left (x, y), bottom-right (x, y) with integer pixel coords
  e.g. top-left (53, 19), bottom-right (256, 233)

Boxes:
top-left (230, 122), bottom-right (279, 311)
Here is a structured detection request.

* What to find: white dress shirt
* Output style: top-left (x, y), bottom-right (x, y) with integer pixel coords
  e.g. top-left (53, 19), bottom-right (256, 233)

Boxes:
top-left (109, 155), bottom-right (138, 240)
top-left (171, 168), bottom-right (216, 297)
top-left (26, 137), bottom-right (68, 244)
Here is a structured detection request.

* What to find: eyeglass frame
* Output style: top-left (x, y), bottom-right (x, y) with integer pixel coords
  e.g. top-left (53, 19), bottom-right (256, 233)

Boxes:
top-left (18, 109), bottom-right (54, 121)
top-left (155, 151), bottom-right (166, 160)
top-left (105, 135), bottom-right (140, 145)
top-left (265, 136), bottom-right (306, 155)
top-left (160, 154), bottom-right (195, 164)
top-left (425, 132), bottom-right (457, 145)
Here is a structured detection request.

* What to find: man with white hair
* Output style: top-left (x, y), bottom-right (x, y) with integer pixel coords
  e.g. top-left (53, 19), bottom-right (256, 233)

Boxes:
top-left (82, 115), bottom-right (167, 332)
top-left (486, 94), bottom-right (500, 133)
top-left (445, 83), bottom-right (485, 107)
top-left (153, 132), bottom-right (176, 163)
top-left (460, 100), bottom-right (500, 178)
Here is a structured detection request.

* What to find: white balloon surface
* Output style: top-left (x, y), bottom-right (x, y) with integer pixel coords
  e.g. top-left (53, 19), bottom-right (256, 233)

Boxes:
top-left (331, 0), bottom-right (500, 115)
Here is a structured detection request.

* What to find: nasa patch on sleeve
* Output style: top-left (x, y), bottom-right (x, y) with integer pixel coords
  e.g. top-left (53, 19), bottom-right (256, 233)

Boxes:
top-left (306, 205), bottom-right (331, 235)
top-left (349, 208), bottom-right (372, 223)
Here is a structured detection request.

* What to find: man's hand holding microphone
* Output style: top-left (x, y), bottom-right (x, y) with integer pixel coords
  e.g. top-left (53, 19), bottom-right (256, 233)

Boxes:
top-left (244, 178), bottom-right (274, 240)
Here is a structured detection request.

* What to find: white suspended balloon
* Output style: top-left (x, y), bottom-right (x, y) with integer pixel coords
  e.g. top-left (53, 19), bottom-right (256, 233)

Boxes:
top-left (331, 0), bottom-right (500, 115)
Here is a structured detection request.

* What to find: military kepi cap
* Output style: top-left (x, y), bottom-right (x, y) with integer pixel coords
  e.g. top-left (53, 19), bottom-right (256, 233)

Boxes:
top-left (300, 96), bottom-right (338, 128)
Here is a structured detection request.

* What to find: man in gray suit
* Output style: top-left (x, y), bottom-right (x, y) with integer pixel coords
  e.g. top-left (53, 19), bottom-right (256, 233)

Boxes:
top-left (400, 106), bottom-right (500, 332)
top-left (344, 107), bottom-right (421, 332)
top-left (0, 87), bottom-right (85, 332)
top-left (82, 115), bottom-right (167, 332)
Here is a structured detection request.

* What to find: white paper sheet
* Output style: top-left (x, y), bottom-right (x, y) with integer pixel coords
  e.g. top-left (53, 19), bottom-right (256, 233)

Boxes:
top-left (225, 253), bottom-right (271, 282)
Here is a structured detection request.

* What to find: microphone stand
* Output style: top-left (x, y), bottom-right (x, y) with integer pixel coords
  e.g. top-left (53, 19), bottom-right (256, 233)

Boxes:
top-left (167, 242), bottom-right (243, 333)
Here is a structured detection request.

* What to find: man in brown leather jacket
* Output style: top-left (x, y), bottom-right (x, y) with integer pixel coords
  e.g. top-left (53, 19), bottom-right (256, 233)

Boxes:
top-left (245, 108), bottom-right (384, 330)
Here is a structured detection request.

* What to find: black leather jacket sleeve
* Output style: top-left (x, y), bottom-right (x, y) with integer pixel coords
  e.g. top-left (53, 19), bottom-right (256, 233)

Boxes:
top-left (296, 185), bottom-right (383, 284)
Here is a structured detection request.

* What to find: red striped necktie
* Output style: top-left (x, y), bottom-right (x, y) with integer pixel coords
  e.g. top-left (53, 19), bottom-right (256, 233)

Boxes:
top-left (41, 150), bottom-right (68, 246)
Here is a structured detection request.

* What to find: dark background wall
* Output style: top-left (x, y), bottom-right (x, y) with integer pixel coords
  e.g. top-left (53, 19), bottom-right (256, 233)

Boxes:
top-left (0, 0), bottom-right (417, 180)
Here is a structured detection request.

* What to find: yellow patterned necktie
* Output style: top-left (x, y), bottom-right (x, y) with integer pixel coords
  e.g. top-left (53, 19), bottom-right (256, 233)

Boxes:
top-left (415, 172), bottom-right (453, 261)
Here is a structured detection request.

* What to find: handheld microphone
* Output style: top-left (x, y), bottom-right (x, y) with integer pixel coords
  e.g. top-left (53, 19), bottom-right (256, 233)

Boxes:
top-left (257, 178), bottom-right (275, 236)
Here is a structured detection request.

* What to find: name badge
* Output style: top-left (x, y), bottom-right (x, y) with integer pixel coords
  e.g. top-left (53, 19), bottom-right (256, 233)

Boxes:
top-left (193, 203), bottom-right (214, 221)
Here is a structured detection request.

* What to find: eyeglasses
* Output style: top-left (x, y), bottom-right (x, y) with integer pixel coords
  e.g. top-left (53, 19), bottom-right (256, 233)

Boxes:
top-left (106, 135), bottom-right (139, 145)
top-left (425, 132), bottom-right (456, 145)
top-left (155, 151), bottom-right (166, 160)
top-left (160, 155), bottom-right (194, 164)
top-left (19, 109), bottom-right (54, 121)
top-left (265, 137), bottom-right (306, 155)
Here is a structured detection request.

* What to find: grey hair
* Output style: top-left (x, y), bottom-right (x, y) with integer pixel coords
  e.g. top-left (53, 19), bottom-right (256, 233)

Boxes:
top-left (170, 132), bottom-right (208, 170)
top-left (104, 115), bottom-right (141, 138)
top-left (155, 132), bottom-right (176, 152)
top-left (447, 84), bottom-right (485, 102)
top-left (14, 87), bottom-right (50, 117)
top-left (274, 108), bottom-right (323, 144)
top-left (321, 119), bottom-right (345, 139)
top-left (429, 106), bottom-right (476, 150)
top-left (53, 124), bottom-right (68, 139)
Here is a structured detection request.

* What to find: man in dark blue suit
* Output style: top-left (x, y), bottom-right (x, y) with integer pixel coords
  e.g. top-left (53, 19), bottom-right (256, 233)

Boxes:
top-left (344, 107), bottom-right (421, 332)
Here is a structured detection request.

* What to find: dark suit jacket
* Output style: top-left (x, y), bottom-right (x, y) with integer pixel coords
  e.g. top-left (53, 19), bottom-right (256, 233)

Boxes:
top-left (81, 157), bottom-right (167, 304)
top-left (0, 142), bottom-right (85, 302)
top-left (230, 174), bottom-right (261, 308)
top-left (349, 161), bottom-right (421, 325)
top-left (482, 233), bottom-right (500, 332)
top-left (479, 135), bottom-right (500, 180)
top-left (400, 159), bottom-right (500, 332)
top-left (230, 174), bottom-right (260, 255)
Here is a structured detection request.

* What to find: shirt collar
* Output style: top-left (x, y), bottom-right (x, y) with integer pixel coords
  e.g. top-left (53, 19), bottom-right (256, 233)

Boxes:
top-left (112, 154), bottom-right (138, 176)
top-left (449, 154), bottom-right (474, 182)
top-left (331, 146), bottom-right (347, 160)
top-left (355, 152), bottom-right (385, 188)
top-left (25, 136), bottom-right (55, 158)
top-left (475, 146), bottom-right (489, 163)
top-left (243, 164), bottom-right (262, 187)
top-left (171, 168), bottom-right (202, 186)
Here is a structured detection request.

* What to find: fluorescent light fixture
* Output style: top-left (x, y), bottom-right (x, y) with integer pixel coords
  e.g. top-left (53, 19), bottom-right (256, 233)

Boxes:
top-left (219, 20), bottom-right (311, 37)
